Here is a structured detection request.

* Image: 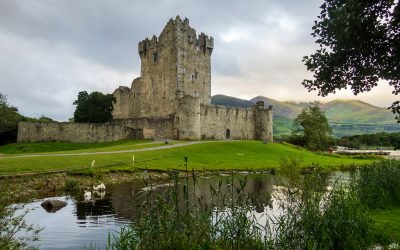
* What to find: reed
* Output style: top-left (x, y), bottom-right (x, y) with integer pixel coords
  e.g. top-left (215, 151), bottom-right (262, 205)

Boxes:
top-left (355, 159), bottom-right (400, 209)
top-left (102, 158), bottom-right (400, 249)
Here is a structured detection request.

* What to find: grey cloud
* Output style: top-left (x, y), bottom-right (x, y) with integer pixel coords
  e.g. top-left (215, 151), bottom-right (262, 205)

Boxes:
top-left (0, 0), bottom-right (393, 121)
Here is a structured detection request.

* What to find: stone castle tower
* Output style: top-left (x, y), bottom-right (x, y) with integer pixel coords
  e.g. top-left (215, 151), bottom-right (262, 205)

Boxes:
top-left (113, 16), bottom-right (213, 119)
top-left (113, 16), bottom-right (273, 142)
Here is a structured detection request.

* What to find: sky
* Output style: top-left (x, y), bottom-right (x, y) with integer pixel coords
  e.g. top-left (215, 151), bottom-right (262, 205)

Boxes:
top-left (0, 0), bottom-right (397, 121)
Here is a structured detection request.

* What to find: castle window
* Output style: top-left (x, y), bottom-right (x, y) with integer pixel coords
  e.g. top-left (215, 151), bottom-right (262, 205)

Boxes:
top-left (191, 74), bottom-right (195, 81)
top-left (163, 91), bottom-right (166, 98)
top-left (134, 92), bottom-right (136, 98)
top-left (153, 52), bottom-right (158, 62)
top-left (194, 91), bottom-right (198, 97)
top-left (195, 70), bottom-right (198, 79)
top-left (175, 117), bottom-right (179, 122)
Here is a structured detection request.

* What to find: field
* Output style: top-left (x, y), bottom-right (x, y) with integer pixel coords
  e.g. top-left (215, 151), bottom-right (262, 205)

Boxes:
top-left (0, 140), bottom-right (373, 176)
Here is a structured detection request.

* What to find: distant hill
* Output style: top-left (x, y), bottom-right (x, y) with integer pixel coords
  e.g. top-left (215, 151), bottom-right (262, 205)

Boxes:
top-left (321, 99), bottom-right (396, 124)
top-left (211, 95), bottom-right (253, 108)
top-left (250, 96), bottom-right (302, 118)
top-left (211, 94), bottom-right (400, 138)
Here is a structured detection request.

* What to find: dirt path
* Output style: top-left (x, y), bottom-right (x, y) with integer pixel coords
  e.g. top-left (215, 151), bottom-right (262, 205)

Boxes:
top-left (0, 141), bottom-right (208, 159)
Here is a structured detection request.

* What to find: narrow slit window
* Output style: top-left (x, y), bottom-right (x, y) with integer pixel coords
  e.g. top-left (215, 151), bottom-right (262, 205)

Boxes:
top-left (153, 52), bottom-right (158, 62)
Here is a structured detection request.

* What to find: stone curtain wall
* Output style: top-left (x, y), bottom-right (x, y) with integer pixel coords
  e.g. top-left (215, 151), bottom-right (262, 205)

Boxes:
top-left (200, 105), bottom-right (256, 140)
top-left (113, 117), bottom-right (175, 139)
top-left (17, 122), bottom-right (143, 143)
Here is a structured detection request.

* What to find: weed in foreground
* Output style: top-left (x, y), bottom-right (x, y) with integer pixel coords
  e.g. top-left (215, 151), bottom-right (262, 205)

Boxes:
top-left (0, 181), bottom-right (42, 249)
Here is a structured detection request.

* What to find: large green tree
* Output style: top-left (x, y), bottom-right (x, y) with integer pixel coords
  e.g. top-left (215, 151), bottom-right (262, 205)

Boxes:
top-left (302, 0), bottom-right (400, 120)
top-left (291, 101), bottom-right (332, 151)
top-left (73, 91), bottom-right (116, 123)
top-left (0, 93), bottom-right (25, 145)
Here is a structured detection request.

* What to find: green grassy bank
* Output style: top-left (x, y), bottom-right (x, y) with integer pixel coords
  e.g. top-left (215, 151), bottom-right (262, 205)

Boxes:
top-left (0, 141), bottom-right (372, 175)
top-left (0, 140), bottom-right (156, 154)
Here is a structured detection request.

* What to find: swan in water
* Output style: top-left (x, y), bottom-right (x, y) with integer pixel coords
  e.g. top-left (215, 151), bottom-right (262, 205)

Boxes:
top-left (93, 183), bottom-right (106, 191)
top-left (83, 190), bottom-right (92, 201)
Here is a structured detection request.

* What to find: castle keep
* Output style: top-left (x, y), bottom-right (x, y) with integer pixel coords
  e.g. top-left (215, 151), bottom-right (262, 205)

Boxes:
top-left (17, 16), bottom-right (273, 143)
top-left (112, 16), bottom-right (273, 141)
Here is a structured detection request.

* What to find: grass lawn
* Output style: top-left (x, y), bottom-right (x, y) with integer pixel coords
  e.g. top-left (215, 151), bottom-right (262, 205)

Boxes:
top-left (0, 140), bottom-right (185, 155)
top-left (0, 141), bottom-right (372, 175)
top-left (0, 140), bottom-right (153, 154)
top-left (369, 208), bottom-right (400, 241)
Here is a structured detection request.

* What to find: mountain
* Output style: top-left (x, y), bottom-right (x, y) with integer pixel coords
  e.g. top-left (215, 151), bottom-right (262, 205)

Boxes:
top-left (211, 95), bottom-right (400, 138)
top-left (321, 99), bottom-right (396, 124)
top-left (250, 96), bottom-right (302, 118)
top-left (211, 95), bottom-right (253, 108)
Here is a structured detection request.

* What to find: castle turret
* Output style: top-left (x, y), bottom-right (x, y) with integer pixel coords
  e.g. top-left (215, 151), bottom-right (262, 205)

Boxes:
top-left (175, 95), bottom-right (201, 140)
top-left (253, 101), bottom-right (273, 142)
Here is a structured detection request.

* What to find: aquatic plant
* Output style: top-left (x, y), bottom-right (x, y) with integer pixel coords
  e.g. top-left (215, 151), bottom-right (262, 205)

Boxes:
top-left (99, 157), bottom-right (400, 249)
top-left (64, 178), bottom-right (81, 192)
top-left (355, 159), bottom-right (400, 209)
top-left (105, 160), bottom-right (270, 249)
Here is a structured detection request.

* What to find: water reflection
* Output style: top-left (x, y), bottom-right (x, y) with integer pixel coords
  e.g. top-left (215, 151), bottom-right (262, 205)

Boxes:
top-left (15, 172), bottom-right (348, 249)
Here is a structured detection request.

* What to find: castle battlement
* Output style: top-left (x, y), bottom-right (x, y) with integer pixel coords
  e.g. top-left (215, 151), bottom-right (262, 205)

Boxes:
top-left (138, 16), bottom-right (213, 58)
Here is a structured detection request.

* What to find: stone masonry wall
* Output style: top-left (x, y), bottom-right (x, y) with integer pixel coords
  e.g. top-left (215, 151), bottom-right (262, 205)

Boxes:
top-left (113, 117), bottom-right (175, 139)
top-left (17, 122), bottom-right (143, 143)
top-left (200, 105), bottom-right (256, 140)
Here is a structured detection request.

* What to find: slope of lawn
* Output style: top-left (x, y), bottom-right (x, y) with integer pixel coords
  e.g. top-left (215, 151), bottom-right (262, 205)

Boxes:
top-left (0, 141), bottom-right (373, 175)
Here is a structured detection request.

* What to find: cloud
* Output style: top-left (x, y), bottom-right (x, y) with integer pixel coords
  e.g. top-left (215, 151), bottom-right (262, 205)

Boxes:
top-left (0, 0), bottom-right (397, 121)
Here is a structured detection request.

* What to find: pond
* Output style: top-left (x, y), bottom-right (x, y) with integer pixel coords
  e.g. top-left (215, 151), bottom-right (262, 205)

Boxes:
top-left (14, 171), bottom-right (350, 249)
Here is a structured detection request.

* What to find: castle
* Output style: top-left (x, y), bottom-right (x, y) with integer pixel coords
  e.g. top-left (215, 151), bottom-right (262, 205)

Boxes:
top-left (112, 16), bottom-right (273, 141)
top-left (17, 16), bottom-right (273, 143)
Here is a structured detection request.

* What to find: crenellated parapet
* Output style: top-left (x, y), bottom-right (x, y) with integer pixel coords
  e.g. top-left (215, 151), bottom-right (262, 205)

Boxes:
top-left (138, 35), bottom-right (159, 59)
top-left (138, 15), bottom-right (213, 58)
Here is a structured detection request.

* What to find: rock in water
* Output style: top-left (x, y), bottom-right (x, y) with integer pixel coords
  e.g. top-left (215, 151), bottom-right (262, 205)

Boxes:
top-left (41, 199), bottom-right (67, 213)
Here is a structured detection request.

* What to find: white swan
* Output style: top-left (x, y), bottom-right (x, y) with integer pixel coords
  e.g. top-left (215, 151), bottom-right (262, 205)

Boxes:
top-left (83, 190), bottom-right (92, 201)
top-left (93, 183), bottom-right (106, 191)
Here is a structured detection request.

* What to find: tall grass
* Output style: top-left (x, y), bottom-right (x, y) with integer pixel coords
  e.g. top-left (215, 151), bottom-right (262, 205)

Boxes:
top-left (274, 158), bottom-right (374, 249)
top-left (106, 169), bottom-right (269, 250)
top-left (355, 159), bottom-right (400, 209)
top-left (104, 157), bottom-right (392, 249)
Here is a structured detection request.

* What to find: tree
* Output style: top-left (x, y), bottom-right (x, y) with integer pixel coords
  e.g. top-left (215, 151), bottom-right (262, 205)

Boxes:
top-left (291, 101), bottom-right (332, 151)
top-left (73, 91), bottom-right (116, 123)
top-left (0, 93), bottom-right (25, 145)
top-left (302, 0), bottom-right (400, 120)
